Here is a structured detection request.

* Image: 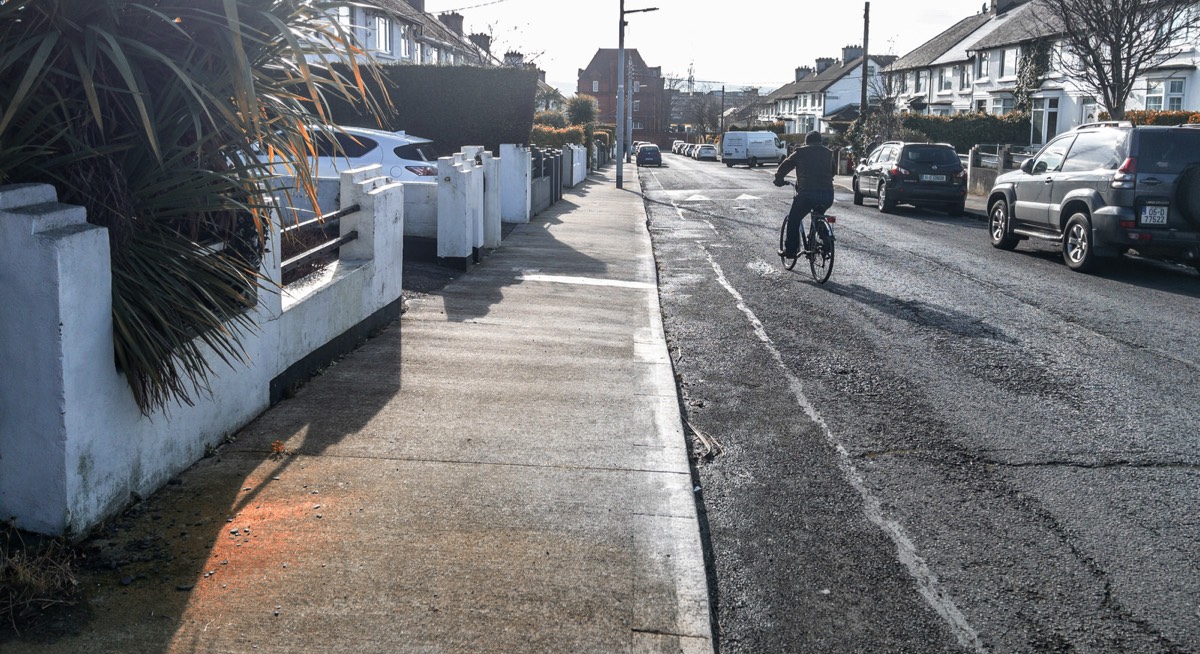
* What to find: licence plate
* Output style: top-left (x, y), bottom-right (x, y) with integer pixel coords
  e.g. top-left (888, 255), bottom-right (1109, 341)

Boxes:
top-left (1141, 204), bottom-right (1168, 225)
top-left (920, 174), bottom-right (946, 182)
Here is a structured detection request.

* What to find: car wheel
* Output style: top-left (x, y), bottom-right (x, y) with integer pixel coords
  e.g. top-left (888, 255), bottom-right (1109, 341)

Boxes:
top-left (989, 199), bottom-right (1019, 250)
top-left (852, 178), bottom-right (864, 206)
top-left (725, 162), bottom-right (733, 167)
top-left (750, 157), bottom-right (758, 168)
top-left (878, 182), bottom-right (896, 213)
top-left (1063, 212), bottom-right (1098, 272)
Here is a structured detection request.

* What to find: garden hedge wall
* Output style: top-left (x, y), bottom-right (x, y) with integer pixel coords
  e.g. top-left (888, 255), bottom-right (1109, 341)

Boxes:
top-left (325, 64), bottom-right (539, 154)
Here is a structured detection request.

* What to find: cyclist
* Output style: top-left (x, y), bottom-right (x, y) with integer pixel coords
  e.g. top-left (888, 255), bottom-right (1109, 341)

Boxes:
top-left (773, 130), bottom-right (834, 258)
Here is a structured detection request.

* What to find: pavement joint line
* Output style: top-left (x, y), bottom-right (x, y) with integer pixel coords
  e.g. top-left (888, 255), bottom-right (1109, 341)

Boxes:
top-left (516, 272), bottom-right (657, 289)
top-left (222, 450), bottom-right (693, 476)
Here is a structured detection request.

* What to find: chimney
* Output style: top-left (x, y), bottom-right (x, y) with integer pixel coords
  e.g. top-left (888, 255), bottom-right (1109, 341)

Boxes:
top-left (468, 33), bottom-right (491, 53)
top-left (438, 12), bottom-right (465, 36)
top-left (815, 57), bottom-right (836, 73)
top-left (795, 66), bottom-right (814, 81)
top-left (990, 0), bottom-right (1027, 13)
top-left (405, 0), bottom-right (424, 11)
top-left (841, 44), bottom-right (864, 64)
top-left (504, 51), bottom-right (525, 67)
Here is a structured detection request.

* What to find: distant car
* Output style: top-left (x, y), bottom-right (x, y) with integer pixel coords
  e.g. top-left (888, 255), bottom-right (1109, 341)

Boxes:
top-left (853, 141), bottom-right (967, 215)
top-left (695, 144), bottom-right (718, 161)
top-left (671, 139), bottom-right (685, 154)
top-left (987, 121), bottom-right (1200, 272)
top-left (262, 125), bottom-right (439, 182)
top-left (636, 144), bottom-right (662, 167)
top-left (686, 143), bottom-right (699, 157)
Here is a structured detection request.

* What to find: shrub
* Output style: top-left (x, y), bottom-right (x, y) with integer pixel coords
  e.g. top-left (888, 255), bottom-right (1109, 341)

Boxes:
top-left (535, 111), bottom-right (568, 128)
top-left (531, 125), bottom-right (586, 149)
top-left (1102, 109), bottom-right (1200, 125)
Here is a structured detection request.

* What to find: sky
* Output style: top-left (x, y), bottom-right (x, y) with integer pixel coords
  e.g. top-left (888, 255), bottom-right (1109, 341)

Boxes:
top-left (423, 0), bottom-right (994, 94)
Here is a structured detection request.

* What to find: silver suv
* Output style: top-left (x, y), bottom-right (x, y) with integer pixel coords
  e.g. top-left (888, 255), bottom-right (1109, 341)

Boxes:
top-left (987, 121), bottom-right (1200, 272)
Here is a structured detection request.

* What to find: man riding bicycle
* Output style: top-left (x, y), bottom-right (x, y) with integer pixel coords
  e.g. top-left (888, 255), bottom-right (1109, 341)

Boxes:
top-left (773, 130), bottom-right (834, 258)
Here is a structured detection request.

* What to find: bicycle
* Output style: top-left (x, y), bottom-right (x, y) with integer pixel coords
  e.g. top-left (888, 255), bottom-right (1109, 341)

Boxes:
top-left (778, 197), bottom-right (836, 284)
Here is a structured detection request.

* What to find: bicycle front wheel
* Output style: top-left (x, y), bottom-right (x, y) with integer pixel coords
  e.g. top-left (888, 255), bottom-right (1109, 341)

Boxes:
top-left (808, 220), bottom-right (834, 283)
top-left (779, 216), bottom-right (799, 270)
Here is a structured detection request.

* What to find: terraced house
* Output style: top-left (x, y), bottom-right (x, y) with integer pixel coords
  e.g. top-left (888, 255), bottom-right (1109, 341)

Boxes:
top-left (760, 45), bottom-right (896, 135)
top-left (885, 0), bottom-right (1200, 146)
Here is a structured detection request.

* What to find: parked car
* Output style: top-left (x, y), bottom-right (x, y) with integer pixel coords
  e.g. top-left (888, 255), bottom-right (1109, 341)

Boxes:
top-left (686, 143), bottom-right (700, 158)
top-left (636, 144), bottom-right (662, 167)
top-left (695, 144), bottom-right (718, 161)
top-left (262, 125), bottom-right (439, 182)
top-left (987, 121), bottom-right (1200, 272)
top-left (671, 139), bottom-right (686, 154)
top-left (853, 141), bottom-right (967, 215)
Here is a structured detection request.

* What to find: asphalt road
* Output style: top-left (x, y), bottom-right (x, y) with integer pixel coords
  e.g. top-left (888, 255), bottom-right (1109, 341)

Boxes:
top-left (639, 153), bottom-right (1200, 653)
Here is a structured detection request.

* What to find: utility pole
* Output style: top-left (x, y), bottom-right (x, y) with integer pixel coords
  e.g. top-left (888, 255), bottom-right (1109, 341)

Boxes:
top-left (860, 1), bottom-right (870, 117)
top-left (615, 1), bottom-right (658, 189)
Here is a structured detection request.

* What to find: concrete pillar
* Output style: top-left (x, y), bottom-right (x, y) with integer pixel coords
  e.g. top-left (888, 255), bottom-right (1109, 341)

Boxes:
top-left (0, 184), bottom-right (110, 535)
top-left (437, 156), bottom-right (472, 268)
top-left (480, 152), bottom-right (501, 249)
top-left (500, 143), bottom-right (531, 224)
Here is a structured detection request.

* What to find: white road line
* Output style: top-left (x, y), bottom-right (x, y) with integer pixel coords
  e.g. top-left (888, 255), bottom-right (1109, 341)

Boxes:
top-left (703, 251), bottom-right (987, 653)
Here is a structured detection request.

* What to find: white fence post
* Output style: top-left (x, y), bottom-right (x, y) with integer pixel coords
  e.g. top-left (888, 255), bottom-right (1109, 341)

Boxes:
top-left (437, 156), bottom-right (473, 268)
top-left (0, 184), bottom-right (108, 535)
top-left (479, 151), bottom-right (501, 249)
top-left (500, 143), bottom-right (532, 224)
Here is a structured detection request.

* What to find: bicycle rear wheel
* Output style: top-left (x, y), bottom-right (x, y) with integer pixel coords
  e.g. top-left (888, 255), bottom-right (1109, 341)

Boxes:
top-left (808, 219), bottom-right (834, 283)
top-left (779, 216), bottom-right (799, 270)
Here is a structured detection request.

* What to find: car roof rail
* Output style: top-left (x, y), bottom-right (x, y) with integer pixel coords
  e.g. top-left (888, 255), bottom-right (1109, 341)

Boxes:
top-left (1178, 123), bottom-right (1200, 128)
top-left (1074, 120), bottom-right (1133, 130)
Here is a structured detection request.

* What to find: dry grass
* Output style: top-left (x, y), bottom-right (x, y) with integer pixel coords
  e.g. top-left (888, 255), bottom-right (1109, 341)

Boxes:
top-left (1, 522), bottom-right (78, 633)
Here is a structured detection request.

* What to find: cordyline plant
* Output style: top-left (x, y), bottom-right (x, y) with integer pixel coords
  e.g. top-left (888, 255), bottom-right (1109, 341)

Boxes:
top-left (0, 0), bottom-right (386, 414)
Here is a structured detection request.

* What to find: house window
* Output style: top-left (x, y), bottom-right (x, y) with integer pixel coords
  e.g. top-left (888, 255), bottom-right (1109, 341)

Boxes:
top-left (399, 23), bottom-right (412, 59)
top-left (1000, 47), bottom-right (1019, 78)
top-left (939, 67), bottom-right (953, 92)
top-left (1146, 79), bottom-right (1186, 111)
top-left (977, 51), bottom-right (991, 78)
top-left (633, 100), bottom-right (640, 112)
top-left (592, 80), bottom-right (599, 93)
top-left (994, 97), bottom-right (1015, 115)
top-left (374, 15), bottom-right (392, 54)
top-left (915, 70), bottom-right (926, 93)
top-left (960, 65), bottom-right (972, 90)
top-left (897, 73), bottom-right (908, 93)
top-left (976, 99), bottom-right (988, 113)
top-left (336, 6), bottom-right (352, 28)
top-left (633, 80), bottom-right (640, 93)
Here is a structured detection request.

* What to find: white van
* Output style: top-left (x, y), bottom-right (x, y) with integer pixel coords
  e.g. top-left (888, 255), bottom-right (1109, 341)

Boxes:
top-left (721, 131), bottom-right (787, 168)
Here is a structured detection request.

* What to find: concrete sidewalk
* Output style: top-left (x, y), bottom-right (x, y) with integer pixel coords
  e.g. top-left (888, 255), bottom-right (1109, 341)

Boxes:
top-left (13, 167), bottom-right (712, 653)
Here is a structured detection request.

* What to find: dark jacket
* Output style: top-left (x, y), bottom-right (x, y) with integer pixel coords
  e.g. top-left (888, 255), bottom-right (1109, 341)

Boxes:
top-left (774, 144), bottom-right (834, 194)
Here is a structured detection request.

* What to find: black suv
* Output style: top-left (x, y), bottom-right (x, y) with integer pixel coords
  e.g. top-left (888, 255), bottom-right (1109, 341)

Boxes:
top-left (987, 122), bottom-right (1200, 272)
top-left (853, 141), bottom-right (968, 215)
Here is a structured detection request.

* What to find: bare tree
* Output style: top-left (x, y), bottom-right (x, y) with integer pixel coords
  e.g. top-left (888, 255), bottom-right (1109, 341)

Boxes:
top-left (1037, 0), bottom-right (1200, 119)
top-left (689, 94), bottom-right (721, 139)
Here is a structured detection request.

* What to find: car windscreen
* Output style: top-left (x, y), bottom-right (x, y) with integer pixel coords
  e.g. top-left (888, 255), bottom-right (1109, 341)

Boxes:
top-left (642, 146), bottom-right (659, 152)
top-left (395, 143), bottom-right (437, 162)
top-left (903, 146), bottom-right (959, 165)
top-left (1138, 130), bottom-right (1200, 174)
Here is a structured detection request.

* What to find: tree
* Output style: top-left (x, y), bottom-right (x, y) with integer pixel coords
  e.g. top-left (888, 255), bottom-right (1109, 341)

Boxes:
top-left (1036, 0), bottom-right (1200, 120)
top-left (566, 94), bottom-right (598, 126)
top-left (689, 94), bottom-right (721, 139)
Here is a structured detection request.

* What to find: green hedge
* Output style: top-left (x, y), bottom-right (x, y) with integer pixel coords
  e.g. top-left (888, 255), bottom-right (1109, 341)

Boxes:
top-left (530, 125), bottom-right (586, 148)
top-left (899, 112), bottom-right (1031, 152)
top-left (1100, 109), bottom-right (1200, 125)
top-left (325, 64), bottom-right (539, 154)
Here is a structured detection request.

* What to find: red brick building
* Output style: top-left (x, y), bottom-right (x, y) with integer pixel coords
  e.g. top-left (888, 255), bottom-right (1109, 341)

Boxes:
top-left (577, 49), bottom-right (669, 145)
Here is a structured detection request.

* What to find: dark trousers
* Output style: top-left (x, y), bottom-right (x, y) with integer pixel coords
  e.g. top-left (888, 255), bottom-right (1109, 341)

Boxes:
top-left (785, 188), bottom-right (834, 253)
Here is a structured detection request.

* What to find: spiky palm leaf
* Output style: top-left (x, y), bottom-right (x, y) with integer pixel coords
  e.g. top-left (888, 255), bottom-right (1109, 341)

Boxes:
top-left (0, 0), bottom-right (386, 413)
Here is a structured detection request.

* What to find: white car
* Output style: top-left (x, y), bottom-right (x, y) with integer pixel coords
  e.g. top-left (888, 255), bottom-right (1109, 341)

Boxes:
top-left (265, 125), bottom-right (440, 182)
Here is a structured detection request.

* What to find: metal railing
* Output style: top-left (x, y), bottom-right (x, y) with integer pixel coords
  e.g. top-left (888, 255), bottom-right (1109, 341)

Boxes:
top-left (280, 203), bottom-right (359, 277)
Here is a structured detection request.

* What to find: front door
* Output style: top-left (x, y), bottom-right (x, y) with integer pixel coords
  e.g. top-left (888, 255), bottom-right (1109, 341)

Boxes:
top-left (1031, 97), bottom-right (1060, 146)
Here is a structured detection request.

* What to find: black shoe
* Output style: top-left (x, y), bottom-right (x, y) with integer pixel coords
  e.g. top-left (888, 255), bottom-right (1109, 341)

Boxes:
top-left (778, 248), bottom-right (797, 258)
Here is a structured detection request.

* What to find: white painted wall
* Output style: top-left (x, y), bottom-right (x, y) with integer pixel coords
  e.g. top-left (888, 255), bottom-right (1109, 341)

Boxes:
top-left (0, 166), bottom-right (404, 537)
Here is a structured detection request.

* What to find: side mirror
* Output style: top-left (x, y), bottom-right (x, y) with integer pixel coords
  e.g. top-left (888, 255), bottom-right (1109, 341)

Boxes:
top-left (1020, 158), bottom-right (1035, 174)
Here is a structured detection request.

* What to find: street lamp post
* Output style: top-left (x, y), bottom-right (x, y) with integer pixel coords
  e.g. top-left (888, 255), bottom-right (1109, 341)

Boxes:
top-left (616, 0), bottom-right (657, 189)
